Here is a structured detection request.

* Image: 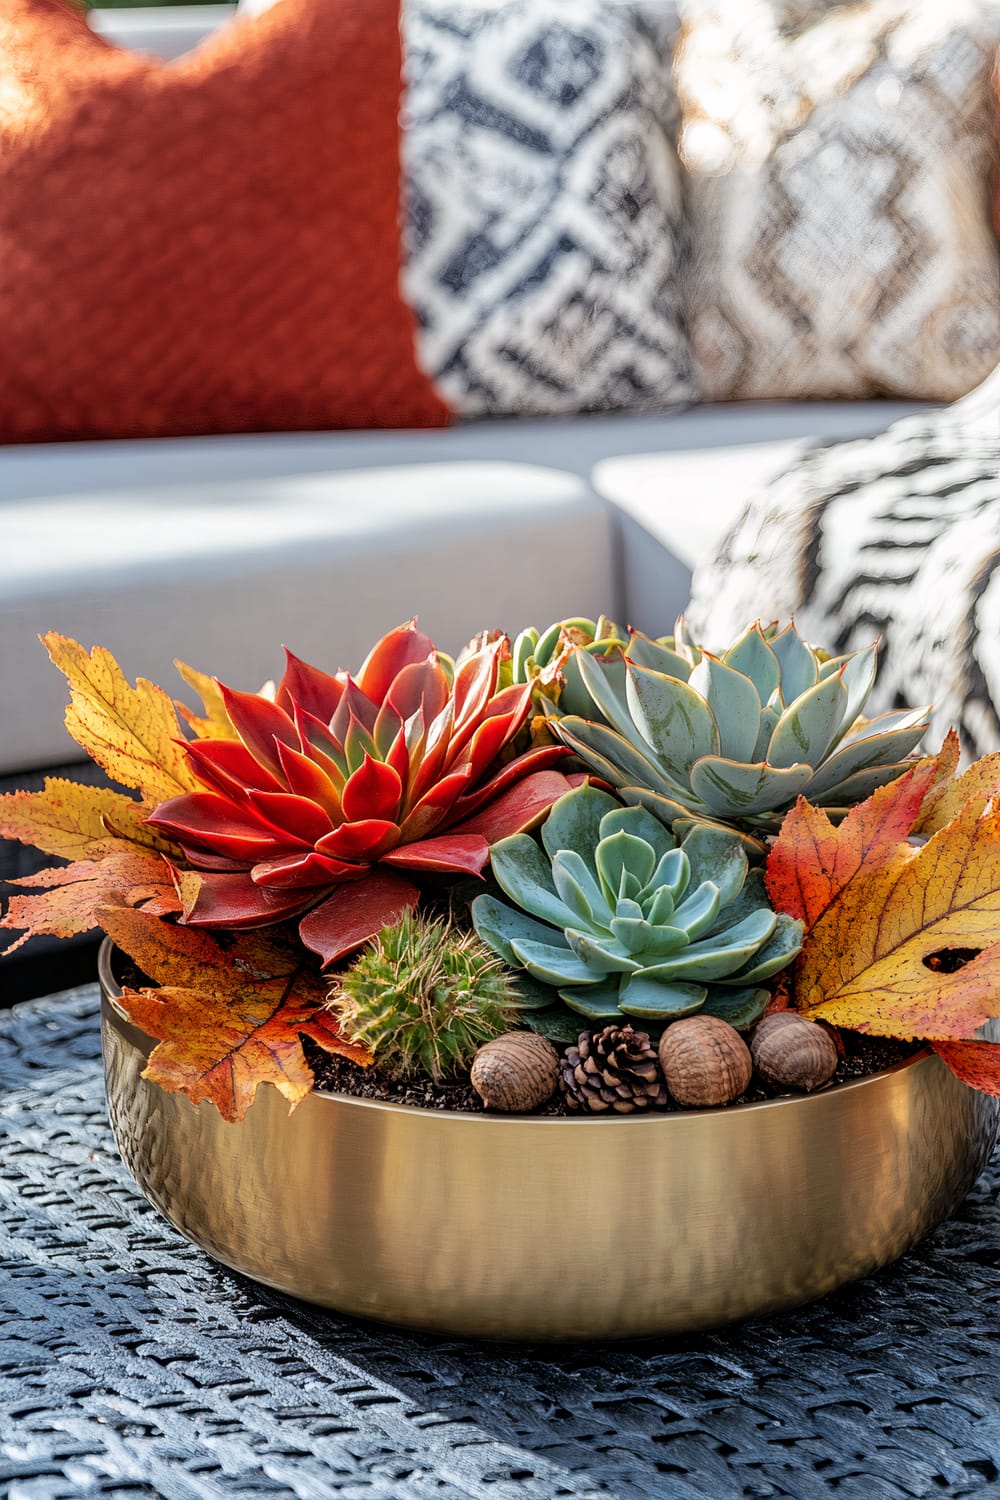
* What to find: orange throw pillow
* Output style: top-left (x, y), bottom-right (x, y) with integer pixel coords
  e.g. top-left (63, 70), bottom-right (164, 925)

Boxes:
top-left (0, 0), bottom-right (449, 441)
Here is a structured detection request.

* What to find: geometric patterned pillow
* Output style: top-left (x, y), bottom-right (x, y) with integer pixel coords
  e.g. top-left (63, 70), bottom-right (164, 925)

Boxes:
top-left (402, 0), bottom-right (696, 417)
top-left (685, 366), bottom-right (1000, 760)
top-left (243, 0), bottom-right (696, 418)
top-left (675, 0), bottom-right (1000, 402)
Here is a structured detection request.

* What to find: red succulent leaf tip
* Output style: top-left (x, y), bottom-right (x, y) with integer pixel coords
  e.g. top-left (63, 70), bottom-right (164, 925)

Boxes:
top-left (385, 657), bottom-right (451, 726)
top-left (340, 753), bottom-right (403, 824)
top-left (183, 737), bottom-right (286, 799)
top-left (331, 676), bottom-right (380, 744)
top-left (380, 833), bottom-right (489, 876)
top-left (243, 791), bottom-right (336, 846)
top-left (147, 792), bottom-right (308, 862)
top-left (275, 741), bottom-right (343, 820)
top-left (355, 621), bottom-right (438, 704)
top-left (298, 869), bottom-right (420, 966)
top-left (316, 818), bottom-right (401, 862)
top-left (219, 682), bottom-right (299, 780)
top-left (277, 648), bottom-right (347, 723)
top-left (250, 851), bottom-right (368, 889)
top-left (182, 870), bottom-right (315, 928)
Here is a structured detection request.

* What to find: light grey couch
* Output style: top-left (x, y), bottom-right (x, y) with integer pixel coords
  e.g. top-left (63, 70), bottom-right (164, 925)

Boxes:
top-left (0, 4), bottom-right (930, 995)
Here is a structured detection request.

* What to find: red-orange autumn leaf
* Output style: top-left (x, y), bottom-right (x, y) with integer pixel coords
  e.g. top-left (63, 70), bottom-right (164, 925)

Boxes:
top-left (764, 750), bottom-right (949, 929)
top-left (1, 848), bottom-right (179, 954)
top-left (932, 1039), bottom-right (1000, 1097)
top-left (768, 792), bottom-right (1000, 1043)
top-left (99, 904), bottom-right (371, 1122)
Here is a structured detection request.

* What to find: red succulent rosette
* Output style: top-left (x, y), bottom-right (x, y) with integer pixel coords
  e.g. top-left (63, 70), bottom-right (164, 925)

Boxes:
top-left (148, 623), bottom-right (577, 964)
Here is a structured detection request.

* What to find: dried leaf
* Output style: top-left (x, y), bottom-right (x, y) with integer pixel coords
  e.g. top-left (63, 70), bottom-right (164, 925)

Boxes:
top-left (0, 778), bottom-right (171, 860)
top-left (779, 799), bottom-right (1000, 1041)
top-left (42, 633), bottom-right (197, 803)
top-left (1, 849), bottom-right (179, 954)
top-left (100, 906), bottom-right (371, 1120)
top-left (174, 659), bottom-right (239, 741)
top-left (932, 1039), bottom-right (1000, 1097)
top-left (917, 747), bottom-right (1000, 835)
top-left (765, 760), bottom-right (939, 928)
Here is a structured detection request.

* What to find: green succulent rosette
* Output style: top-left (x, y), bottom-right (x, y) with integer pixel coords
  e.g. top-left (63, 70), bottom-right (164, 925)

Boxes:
top-left (546, 621), bottom-right (930, 836)
top-left (472, 784), bottom-right (803, 1030)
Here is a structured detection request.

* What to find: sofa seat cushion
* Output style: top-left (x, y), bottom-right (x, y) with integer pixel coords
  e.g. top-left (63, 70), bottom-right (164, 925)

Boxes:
top-left (1, 462), bottom-right (620, 775)
top-left (589, 399), bottom-right (928, 635)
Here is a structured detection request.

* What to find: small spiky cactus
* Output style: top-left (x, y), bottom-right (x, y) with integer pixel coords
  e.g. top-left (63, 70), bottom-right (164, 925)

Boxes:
top-left (331, 912), bottom-right (519, 1082)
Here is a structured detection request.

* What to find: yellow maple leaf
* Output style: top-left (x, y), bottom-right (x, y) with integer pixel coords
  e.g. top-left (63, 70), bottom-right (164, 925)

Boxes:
top-left (916, 750), bottom-right (1000, 836)
top-left (174, 659), bottom-right (239, 741)
top-left (0, 778), bottom-right (173, 861)
top-left (794, 799), bottom-right (1000, 1040)
top-left (42, 634), bottom-right (197, 804)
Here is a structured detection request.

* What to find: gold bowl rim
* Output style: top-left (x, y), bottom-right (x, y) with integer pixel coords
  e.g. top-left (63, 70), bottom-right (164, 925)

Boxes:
top-left (98, 936), bottom-right (932, 1125)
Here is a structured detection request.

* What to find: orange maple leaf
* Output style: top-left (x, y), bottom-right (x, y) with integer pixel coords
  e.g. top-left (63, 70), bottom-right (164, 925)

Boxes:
top-left (99, 905), bottom-right (371, 1122)
top-left (768, 793), bottom-right (1000, 1043)
top-left (1, 848), bottom-right (179, 954)
top-left (764, 758), bottom-right (940, 929)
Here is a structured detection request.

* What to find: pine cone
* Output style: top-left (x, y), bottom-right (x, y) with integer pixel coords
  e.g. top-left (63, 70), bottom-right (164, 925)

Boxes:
top-left (561, 1026), bottom-right (667, 1114)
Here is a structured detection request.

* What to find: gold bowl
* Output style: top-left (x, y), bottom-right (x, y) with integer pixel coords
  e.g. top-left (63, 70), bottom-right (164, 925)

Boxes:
top-left (100, 940), bottom-right (999, 1341)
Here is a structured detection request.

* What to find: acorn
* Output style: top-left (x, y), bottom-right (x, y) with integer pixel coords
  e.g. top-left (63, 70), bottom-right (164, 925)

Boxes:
top-left (658, 1015), bottom-right (752, 1108)
top-left (471, 1032), bottom-right (560, 1113)
top-left (750, 1012), bottom-right (838, 1094)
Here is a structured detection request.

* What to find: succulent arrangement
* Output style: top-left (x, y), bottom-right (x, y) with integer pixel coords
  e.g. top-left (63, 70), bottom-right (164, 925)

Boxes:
top-left (4, 611), bottom-right (1000, 1123)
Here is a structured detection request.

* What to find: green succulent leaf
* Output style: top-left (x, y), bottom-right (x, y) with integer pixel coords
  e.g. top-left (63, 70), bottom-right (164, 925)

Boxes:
top-left (689, 757), bottom-right (813, 818)
top-left (541, 783), bottom-right (619, 863)
top-left (624, 631), bottom-right (695, 678)
top-left (618, 975), bottom-right (707, 1019)
top-left (766, 671), bottom-right (849, 771)
top-left (688, 655), bottom-right (762, 763)
top-left (558, 982), bottom-right (626, 1020)
top-left (723, 624), bottom-right (780, 704)
top-left (510, 936), bottom-right (606, 986)
top-left (551, 848), bottom-right (614, 928)
top-left (595, 829), bottom-right (657, 906)
top-left (624, 663), bottom-right (720, 771)
top-left (700, 986), bottom-right (771, 1030)
top-left (770, 623), bottom-right (819, 702)
top-left (489, 834), bottom-right (579, 929)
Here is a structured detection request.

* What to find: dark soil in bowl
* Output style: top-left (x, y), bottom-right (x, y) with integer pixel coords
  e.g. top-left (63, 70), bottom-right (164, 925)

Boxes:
top-left (305, 1031), bottom-right (920, 1114)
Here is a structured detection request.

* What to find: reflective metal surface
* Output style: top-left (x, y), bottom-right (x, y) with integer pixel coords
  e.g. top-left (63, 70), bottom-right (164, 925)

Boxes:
top-left (100, 940), bottom-right (999, 1340)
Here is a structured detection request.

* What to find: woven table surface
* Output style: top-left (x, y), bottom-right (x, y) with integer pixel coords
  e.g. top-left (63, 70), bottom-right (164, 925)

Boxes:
top-left (3, 988), bottom-right (1000, 1500)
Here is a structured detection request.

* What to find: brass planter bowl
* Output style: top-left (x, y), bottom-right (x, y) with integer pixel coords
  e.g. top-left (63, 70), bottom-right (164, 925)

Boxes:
top-left (100, 940), bottom-right (999, 1341)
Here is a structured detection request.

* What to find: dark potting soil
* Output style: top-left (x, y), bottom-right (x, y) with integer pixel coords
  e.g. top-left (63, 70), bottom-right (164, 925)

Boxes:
top-left (115, 955), bottom-right (920, 1116)
top-left (305, 1030), bottom-right (920, 1115)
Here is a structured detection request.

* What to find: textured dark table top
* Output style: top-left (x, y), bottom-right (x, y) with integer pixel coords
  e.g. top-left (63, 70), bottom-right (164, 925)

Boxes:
top-left (3, 986), bottom-right (1000, 1500)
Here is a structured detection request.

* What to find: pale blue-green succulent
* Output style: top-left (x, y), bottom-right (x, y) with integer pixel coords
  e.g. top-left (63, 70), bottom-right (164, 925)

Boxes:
top-left (547, 620), bottom-right (929, 836)
top-left (472, 784), bottom-right (803, 1028)
top-left (512, 615), bottom-right (700, 722)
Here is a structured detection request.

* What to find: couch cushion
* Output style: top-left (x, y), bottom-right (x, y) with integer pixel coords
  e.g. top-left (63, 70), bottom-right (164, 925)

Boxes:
top-left (0, 0), bottom-right (445, 442)
top-left (588, 399), bottom-right (929, 634)
top-left (675, 0), bottom-right (1000, 403)
top-left (0, 400), bottom-right (929, 503)
top-left (1, 462), bottom-right (621, 774)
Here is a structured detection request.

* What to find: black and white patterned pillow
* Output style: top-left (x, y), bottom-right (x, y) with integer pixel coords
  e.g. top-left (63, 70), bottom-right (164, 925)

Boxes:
top-left (240, 0), bottom-right (693, 418)
top-left (401, 0), bottom-right (694, 418)
top-left (685, 370), bottom-right (1000, 760)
